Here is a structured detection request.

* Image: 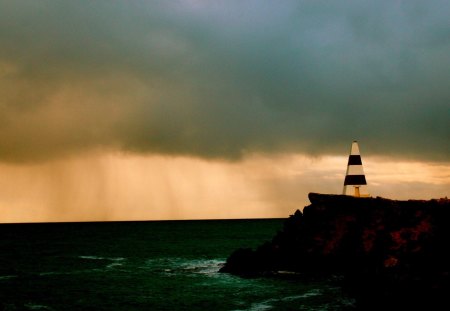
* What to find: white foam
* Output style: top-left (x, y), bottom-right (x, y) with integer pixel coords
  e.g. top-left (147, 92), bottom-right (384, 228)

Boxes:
top-left (281, 289), bottom-right (322, 301)
top-left (79, 255), bottom-right (125, 261)
top-left (179, 259), bottom-right (224, 275)
top-left (24, 303), bottom-right (53, 310)
top-left (248, 302), bottom-right (273, 311)
top-left (232, 289), bottom-right (324, 311)
top-left (143, 257), bottom-right (225, 276)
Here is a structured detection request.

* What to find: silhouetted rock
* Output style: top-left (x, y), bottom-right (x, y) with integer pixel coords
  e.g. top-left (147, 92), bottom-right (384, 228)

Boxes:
top-left (220, 193), bottom-right (450, 309)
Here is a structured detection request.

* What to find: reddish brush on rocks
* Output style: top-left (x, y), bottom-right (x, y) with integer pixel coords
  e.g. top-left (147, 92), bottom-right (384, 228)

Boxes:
top-left (221, 193), bottom-right (450, 310)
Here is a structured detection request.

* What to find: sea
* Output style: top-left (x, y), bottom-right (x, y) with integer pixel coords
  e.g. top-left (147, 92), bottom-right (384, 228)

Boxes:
top-left (0, 219), bottom-right (355, 310)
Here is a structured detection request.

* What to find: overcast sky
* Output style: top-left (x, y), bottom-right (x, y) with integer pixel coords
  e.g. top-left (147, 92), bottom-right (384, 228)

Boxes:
top-left (0, 1), bottom-right (449, 222)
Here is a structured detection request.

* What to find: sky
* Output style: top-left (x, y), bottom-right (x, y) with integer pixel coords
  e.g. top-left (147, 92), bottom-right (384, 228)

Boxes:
top-left (0, 0), bottom-right (449, 222)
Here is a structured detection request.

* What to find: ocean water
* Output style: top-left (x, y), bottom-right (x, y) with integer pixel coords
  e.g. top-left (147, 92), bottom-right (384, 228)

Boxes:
top-left (0, 220), bottom-right (354, 310)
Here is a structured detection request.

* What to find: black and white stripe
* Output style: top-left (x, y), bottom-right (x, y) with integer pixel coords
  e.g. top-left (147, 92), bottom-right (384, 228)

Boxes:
top-left (343, 141), bottom-right (369, 197)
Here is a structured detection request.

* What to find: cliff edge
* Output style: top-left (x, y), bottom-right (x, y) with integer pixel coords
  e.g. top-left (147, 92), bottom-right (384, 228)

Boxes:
top-left (220, 193), bottom-right (450, 309)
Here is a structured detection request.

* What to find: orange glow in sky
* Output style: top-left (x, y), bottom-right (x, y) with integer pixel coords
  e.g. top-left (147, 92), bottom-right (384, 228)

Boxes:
top-left (0, 152), bottom-right (448, 223)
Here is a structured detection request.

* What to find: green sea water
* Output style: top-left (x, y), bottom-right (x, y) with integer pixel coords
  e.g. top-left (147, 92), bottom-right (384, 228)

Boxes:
top-left (0, 220), bottom-right (355, 310)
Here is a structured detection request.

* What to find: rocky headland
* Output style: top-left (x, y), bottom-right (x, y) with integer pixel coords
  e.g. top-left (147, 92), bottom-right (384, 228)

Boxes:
top-left (220, 193), bottom-right (450, 309)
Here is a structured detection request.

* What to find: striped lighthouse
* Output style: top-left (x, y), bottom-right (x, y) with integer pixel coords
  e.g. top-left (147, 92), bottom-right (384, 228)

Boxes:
top-left (343, 141), bottom-right (370, 197)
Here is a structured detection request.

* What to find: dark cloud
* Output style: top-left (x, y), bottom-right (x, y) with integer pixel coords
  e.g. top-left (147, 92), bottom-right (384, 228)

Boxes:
top-left (0, 0), bottom-right (449, 162)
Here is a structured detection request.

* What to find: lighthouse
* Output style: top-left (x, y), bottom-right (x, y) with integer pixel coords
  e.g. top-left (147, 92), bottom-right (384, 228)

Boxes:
top-left (343, 141), bottom-right (370, 197)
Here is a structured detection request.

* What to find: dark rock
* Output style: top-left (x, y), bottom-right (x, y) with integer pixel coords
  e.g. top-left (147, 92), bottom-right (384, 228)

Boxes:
top-left (220, 193), bottom-right (450, 308)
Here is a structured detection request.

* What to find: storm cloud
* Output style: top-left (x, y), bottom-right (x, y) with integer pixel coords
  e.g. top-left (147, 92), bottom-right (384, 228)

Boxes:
top-left (1, 0), bottom-right (449, 162)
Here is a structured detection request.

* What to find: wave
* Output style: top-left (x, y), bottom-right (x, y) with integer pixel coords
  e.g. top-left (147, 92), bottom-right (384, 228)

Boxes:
top-left (0, 275), bottom-right (17, 280)
top-left (281, 289), bottom-right (323, 301)
top-left (143, 257), bottom-right (225, 277)
top-left (79, 255), bottom-right (126, 270)
top-left (78, 255), bottom-right (125, 262)
top-left (232, 289), bottom-right (325, 311)
top-left (24, 303), bottom-right (54, 310)
top-left (38, 256), bottom-right (127, 276)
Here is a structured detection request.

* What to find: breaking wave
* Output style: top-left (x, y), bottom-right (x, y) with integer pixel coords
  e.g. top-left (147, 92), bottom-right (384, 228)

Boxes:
top-left (143, 257), bottom-right (225, 277)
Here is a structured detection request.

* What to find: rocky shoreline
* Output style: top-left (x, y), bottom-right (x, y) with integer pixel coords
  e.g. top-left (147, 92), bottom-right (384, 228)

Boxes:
top-left (220, 193), bottom-right (450, 309)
